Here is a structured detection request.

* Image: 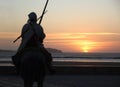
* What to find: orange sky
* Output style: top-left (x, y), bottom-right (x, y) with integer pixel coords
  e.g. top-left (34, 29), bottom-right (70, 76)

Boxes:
top-left (0, 32), bottom-right (119, 53)
top-left (0, 0), bottom-right (120, 53)
top-left (44, 33), bottom-right (120, 52)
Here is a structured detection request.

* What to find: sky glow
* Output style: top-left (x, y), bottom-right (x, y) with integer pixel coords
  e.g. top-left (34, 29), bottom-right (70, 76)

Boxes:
top-left (0, 0), bottom-right (120, 52)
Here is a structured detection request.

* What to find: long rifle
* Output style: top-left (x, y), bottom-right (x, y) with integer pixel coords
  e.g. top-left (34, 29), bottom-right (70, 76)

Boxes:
top-left (39, 0), bottom-right (49, 24)
top-left (13, 0), bottom-right (49, 43)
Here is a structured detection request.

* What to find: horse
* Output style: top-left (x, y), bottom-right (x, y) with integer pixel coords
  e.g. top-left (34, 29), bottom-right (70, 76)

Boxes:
top-left (13, 48), bottom-right (47, 87)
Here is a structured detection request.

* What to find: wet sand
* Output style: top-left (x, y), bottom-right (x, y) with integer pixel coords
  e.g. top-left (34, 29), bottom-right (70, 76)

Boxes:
top-left (1, 58), bottom-right (120, 67)
top-left (0, 75), bottom-right (120, 87)
top-left (0, 60), bottom-right (120, 87)
top-left (0, 60), bottom-right (120, 75)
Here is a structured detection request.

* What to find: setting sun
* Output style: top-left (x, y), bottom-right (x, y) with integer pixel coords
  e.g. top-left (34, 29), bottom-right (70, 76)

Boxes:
top-left (82, 46), bottom-right (89, 53)
top-left (74, 41), bottom-right (97, 53)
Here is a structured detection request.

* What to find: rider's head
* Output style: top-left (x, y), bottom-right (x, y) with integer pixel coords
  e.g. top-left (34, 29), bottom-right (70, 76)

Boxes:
top-left (28, 12), bottom-right (37, 23)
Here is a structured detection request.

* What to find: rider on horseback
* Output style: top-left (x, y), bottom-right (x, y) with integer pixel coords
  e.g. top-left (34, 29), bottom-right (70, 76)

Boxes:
top-left (14, 12), bottom-right (54, 74)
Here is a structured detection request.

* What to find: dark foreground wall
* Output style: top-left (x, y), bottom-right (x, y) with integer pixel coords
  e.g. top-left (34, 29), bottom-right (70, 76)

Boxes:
top-left (0, 66), bottom-right (120, 75)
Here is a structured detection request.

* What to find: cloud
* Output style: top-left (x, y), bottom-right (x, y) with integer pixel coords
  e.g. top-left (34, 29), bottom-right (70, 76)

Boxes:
top-left (0, 32), bottom-right (19, 39)
top-left (0, 32), bottom-right (120, 52)
top-left (45, 32), bottom-right (120, 42)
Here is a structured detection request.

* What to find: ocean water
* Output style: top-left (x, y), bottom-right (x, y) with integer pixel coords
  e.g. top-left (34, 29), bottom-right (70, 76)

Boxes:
top-left (0, 51), bottom-right (120, 63)
top-left (52, 52), bottom-right (120, 63)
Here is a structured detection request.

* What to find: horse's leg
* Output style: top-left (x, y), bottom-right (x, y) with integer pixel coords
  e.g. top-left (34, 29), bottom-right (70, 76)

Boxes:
top-left (37, 78), bottom-right (44, 87)
top-left (37, 81), bottom-right (43, 87)
top-left (24, 80), bottom-right (33, 87)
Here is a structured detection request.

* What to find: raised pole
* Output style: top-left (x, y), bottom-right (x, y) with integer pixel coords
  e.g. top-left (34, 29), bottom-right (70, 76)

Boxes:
top-left (38, 0), bottom-right (49, 24)
top-left (13, 0), bottom-right (49, 43)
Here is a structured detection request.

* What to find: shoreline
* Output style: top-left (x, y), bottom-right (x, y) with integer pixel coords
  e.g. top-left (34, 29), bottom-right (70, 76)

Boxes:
top-left (0, 61), bottom-right (120, 75)
top-left (0, 58), bottom-right (120, 67)
top-left (0, 57), bottom-right (120, 75)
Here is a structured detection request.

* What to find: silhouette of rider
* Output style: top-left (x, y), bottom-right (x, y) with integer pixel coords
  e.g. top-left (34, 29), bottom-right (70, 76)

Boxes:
top-left (15, 12), bottom-right (54, 74)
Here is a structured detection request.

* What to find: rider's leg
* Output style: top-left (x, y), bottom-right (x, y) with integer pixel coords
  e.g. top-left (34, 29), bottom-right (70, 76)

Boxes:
top-left (40, 47), bottom-right (55, 74)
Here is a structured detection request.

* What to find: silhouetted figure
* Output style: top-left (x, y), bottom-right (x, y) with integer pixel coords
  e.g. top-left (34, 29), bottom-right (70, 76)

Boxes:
top-left (12, 12), bottom-right (55, 87)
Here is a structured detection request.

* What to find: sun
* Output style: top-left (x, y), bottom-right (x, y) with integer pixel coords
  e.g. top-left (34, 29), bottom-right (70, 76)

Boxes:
top-left (82, 46), bottom-right (89, 53)
top-left (74, 40), bottom-right (96, 53)
top-left (83, 49), bottom-right (88, 53)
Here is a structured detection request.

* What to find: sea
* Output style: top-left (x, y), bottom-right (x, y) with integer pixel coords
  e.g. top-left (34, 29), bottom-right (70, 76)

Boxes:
top-left (0, 51), bottom-right (120, 63)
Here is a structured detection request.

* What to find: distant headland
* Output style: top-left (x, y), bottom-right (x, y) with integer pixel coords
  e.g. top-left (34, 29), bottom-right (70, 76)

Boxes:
top-left (0, 49), bottom-right (15, 52)
top-left (46, 48), bottom-right (62, 53)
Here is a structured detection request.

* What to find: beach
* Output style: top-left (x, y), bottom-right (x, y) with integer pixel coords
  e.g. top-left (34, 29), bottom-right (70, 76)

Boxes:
top-left (0, 60), bottom-right (120, 87)
top-left (0, 52), bottom-right (120, 87)
top-left (0, 75), bottom-right (120, 87)
top-left (0, 55), bottom-right (120, 75)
